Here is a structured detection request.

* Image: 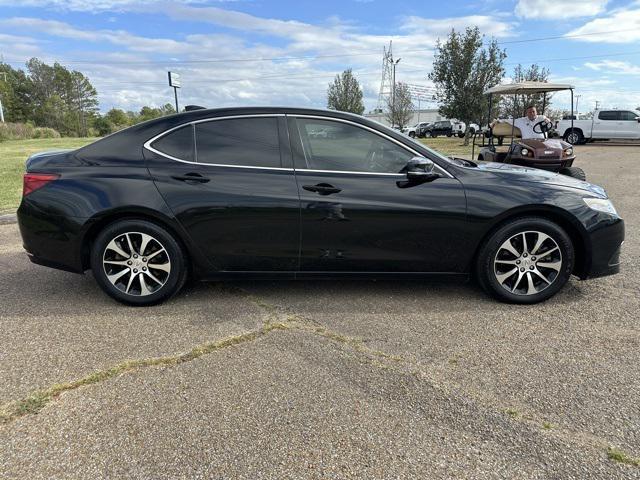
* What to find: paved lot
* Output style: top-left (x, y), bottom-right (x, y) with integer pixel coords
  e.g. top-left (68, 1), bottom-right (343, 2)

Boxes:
top-left (1, 145), bottom-right (639, 479)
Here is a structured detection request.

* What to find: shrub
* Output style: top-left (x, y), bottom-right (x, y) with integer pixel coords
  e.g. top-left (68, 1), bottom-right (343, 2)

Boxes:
top-left (33, 127), bottom-right (61, 139)
top-left (0, 122), bottom-right (61, 141)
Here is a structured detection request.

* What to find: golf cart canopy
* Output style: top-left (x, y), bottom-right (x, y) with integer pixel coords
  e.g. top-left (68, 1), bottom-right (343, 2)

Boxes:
top-left (484, 81), bottom-right (574, 95)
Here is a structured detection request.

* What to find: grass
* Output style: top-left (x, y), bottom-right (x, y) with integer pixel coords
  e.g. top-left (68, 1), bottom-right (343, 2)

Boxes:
top-left (607, 447), bottom-right (640, 467)
top-left (417, 136), bottom-right (475, 159)
top-left (0, 137), bottom-right (98, 214)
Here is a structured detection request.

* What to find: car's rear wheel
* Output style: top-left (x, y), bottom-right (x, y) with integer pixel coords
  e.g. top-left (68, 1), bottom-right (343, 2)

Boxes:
top-left (90, 220), bottom-right (187, 306)
top-left (475, 217), bottom-right (574, 304)
top-left (409, 131), bottom-right (416, 138)
top-left (559, 166), bottom-right (586, 181)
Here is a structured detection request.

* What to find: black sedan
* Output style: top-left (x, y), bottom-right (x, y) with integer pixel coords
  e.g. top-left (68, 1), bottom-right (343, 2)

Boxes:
top-left (17, 107), bottom-right (624, 306)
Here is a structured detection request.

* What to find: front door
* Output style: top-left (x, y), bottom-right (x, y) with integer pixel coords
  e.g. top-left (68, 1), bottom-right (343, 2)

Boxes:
top-left (287, 116), bottom-right (468, 273)
top-left (146, 115), bottom-right (300, 273)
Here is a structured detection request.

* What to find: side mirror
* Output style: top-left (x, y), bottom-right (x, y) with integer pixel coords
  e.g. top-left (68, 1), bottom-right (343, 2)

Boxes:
top-left (398, 156), bottom-right (440, 188)
top-left (636, 117), bottom-right (640, 123)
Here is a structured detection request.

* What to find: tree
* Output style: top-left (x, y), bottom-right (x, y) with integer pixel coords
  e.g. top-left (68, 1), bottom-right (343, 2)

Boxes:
top-left (500, 64), bottom-right (550, 117)
top-left (24, 58), bottom-right (99, 136)
top-left (429, 27), bottom-right (506, 144)
top-left (327, 69), bottom-right (365, 115)
top-left (385, 82), bottom-right (413, 128)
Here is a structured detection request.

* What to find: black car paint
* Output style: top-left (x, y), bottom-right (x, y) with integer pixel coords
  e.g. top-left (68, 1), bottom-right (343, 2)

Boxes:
top-left (17, 107), bottom-right (624, 283)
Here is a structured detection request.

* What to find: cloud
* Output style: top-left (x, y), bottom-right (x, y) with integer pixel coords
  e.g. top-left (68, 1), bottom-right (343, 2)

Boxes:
top-left (0, 33), bottom-right (42, 60)
top-left (0, 0), bottom-right (216, 12)
top-left (584, 60), bottom-right (640, 75)
top-left (566, 5), bottom-right (640, 43)
top-left (401, 14), bottom-right (516, 38)
top-left (515, 0), bottom-right (609, 19)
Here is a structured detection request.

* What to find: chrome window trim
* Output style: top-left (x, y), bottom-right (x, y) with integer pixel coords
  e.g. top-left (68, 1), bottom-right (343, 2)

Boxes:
top-left (290, 114), bottom-right (453, 178)
top-left (143, 114), bottom-right (288, 171)
top-left (143, 112), bottom-right (453, 178)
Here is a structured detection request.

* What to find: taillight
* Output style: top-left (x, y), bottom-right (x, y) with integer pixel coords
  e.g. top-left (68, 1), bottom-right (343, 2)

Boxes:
top-left (23, 173), bottom-right (59, 197)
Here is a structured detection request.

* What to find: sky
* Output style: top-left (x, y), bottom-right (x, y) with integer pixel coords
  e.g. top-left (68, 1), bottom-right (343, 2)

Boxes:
top-left (0, 0), bottom-right (639, 114)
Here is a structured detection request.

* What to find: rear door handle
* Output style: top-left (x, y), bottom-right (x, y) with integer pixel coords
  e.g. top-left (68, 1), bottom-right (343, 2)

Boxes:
top-left (171, 173), bottom-right (210, 183)
top-left (303, 183), bottom-right (341, 195)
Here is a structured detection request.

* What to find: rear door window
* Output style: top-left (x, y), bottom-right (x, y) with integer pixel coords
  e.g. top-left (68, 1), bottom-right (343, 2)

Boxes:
top-left (195, 117), bottom-right (281, 168)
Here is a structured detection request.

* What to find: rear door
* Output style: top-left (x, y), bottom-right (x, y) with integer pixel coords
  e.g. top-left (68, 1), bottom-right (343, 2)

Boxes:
top-left (595, 110), bottom-right (620, 138)
top-left (145, 115), bottom-right (300, 273)
top-left (619, 111), bottom-right (640, 139)
top-left (288, 115), bottom-right (468, 274)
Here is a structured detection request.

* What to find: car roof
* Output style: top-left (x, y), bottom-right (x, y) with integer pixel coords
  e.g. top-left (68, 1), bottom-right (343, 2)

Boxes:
top-left (484, 81), bottom-right (575, 95)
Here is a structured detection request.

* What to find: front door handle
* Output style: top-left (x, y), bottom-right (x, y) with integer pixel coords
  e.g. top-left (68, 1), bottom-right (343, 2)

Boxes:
top-left (303, 183), bottom-right (341, 195)
top-left (171, 173), bottom-right (210, 183)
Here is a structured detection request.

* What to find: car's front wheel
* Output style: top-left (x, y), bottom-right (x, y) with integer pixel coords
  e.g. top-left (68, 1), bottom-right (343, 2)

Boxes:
top-left (409, 131), bottom-right (416, 138)
top-left (476, 217), bottom-right (574, 304)
top-left (90, 219), bottom-right (187, 306)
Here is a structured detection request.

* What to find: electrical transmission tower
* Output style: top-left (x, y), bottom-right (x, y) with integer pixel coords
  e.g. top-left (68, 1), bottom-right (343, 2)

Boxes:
top-left (375, 41), bottom-right (394, 112)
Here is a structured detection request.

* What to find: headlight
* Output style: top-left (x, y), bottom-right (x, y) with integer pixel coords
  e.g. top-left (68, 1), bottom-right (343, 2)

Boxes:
top-left (520, 148), bottom-right (529, 156)
top-left (564, 147), bottom-right (573, 156)
top-left (583, 197), bottom-right (618, 216)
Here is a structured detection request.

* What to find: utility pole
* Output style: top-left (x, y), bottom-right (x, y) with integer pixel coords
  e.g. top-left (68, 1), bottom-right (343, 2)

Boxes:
top-left (168, 71), bottom-right (181, 113)
top-left (595, 100), bottom-right (600, 110)
top-left (0, 72), bottom-right (6, 123)
top-left (392, 58), bottom-right (401, 127)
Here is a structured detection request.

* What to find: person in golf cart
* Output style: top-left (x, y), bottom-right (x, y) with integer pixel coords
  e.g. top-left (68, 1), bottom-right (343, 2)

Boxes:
top-left (514, 105), bottom-right (552, 139)
top-left (474, 81), bottom-right (585, 180)
top-left (490, 105), bottom-right (552, 141)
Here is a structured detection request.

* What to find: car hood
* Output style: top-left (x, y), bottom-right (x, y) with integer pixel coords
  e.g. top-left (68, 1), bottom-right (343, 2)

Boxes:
top-left (473, 162), bottom-right (607, 198)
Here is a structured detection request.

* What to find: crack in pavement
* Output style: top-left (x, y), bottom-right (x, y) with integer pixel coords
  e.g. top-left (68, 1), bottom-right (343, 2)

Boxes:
top-left (1, 284), bottom-right (637, 469)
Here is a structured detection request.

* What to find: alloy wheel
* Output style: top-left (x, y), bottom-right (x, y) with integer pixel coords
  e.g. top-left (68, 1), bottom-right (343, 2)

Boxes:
top-left (493, 230), bottom-right (562, 296)
top-left (567, 132), bottom-right (579, 144)
top-left (102, 232), bottom-right (171, 296)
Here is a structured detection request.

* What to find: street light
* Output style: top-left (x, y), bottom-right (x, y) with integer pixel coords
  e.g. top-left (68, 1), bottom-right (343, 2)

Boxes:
top-left (392, 58), bottom-right (401, 127)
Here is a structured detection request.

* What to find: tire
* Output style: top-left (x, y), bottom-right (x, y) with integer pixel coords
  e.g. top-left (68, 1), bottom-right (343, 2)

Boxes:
top-left (457, 132), bottom-right (464, 138)
top-left (409, 131), bottom-right (416, 138)
top-left (559, 166), bottom-right (586, 181)
top-left (90, 219), bottom-right (188, 306)
top-left (430, 131), bottom-right (437, 138)
top-left (475, 217), bottom-right (574, 304)
top-left (564, 129), bottom-right (584, 145)
top-left (446, 132), bottom-right (453, 137)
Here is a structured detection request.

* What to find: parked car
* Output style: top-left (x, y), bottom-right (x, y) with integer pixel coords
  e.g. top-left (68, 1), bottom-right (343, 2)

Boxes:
top-left (424, 120), bottom-right (455, 137)
top-left (402, 122), bottom-right (430, 138)
top-left (557, 109), bottom-right (640, 144)
top-left (17, 107), bottom-right (624, 306)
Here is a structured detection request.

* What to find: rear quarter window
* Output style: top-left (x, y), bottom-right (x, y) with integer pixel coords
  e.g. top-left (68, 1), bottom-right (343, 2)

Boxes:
top-left (151, 125), bottom-right (195, 162)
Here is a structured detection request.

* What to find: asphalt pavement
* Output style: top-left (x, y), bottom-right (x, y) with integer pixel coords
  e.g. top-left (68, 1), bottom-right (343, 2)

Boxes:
top-left (1, 144), bottom-right (639, 479)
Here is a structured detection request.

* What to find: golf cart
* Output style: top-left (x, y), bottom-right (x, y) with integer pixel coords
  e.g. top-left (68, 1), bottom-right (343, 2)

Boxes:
top-left (473, 82), bottom-right (585, 181)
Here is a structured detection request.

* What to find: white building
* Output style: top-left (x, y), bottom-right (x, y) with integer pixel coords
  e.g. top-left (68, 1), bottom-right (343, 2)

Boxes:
top-left (365, 108), bottom-right (445, 127)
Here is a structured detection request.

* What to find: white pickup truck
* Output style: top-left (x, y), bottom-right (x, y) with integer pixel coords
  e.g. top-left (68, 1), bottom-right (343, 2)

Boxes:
top-left (556, 109), bottom-right (640, 144)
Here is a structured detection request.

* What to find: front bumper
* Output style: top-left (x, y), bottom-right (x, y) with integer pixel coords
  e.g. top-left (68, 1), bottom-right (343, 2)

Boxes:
top-left (581, 217), bottom-right (625, 279)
